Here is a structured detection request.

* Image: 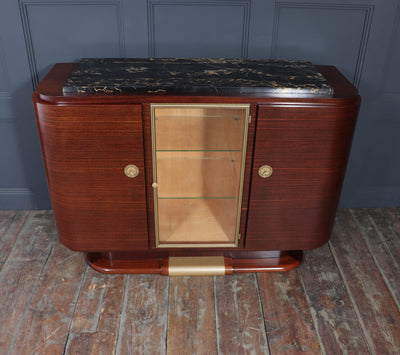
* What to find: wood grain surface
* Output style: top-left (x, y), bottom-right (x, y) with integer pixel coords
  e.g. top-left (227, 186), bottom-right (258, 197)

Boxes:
top-left (330, 209), bottom-right (400, 354)
top-left (0, 210), bottom-right (30, 271)
top-left (215, 274), bottom-right (269, 354)
top-left (116, 274), bottom-right (169, 354)
top-left (245, 102), bottom-right (358, 250)
top-left (11, 237), bottom-right (85, 354)
top-left (35, 103), bottom-right (148, 251)
top-left (167, 276), bottom-right (217, 354)
top-left (33, 63), bottom-right (359, 256)
top-left (257, 270), bottom-right (322, 354)
top-left (1, 209), bottom-right (400, 353)
top-left (351, 208), bottom-right (400, 307)
top-left (300, 243), bottom-right (370, 353)
top-left (0, 211), bottom-right (56, 352)
top-left (66, 268), bottom-right (126, 354)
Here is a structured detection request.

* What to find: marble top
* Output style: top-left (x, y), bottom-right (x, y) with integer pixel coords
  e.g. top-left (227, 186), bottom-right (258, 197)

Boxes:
top-left (62, 58), bottom-right (334, 97)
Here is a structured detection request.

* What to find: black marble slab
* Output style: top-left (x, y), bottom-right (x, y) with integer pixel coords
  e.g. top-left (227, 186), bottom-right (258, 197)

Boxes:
top-left (62, 58), bottom-right (334, 97)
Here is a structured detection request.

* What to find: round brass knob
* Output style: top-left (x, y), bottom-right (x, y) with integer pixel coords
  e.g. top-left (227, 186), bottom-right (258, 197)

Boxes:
top-left (124, 165), bottom-right (139, 178)
top-left (152, 182), bottom-right (158, 189)
top-left (258, 165), bottom-right (273, 178)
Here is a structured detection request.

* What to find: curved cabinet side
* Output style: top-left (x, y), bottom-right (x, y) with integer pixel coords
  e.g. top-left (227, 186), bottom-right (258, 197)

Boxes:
top-left (34, 100), bottom-right (148, 251)
top-left (246, 99), bottom-right (360, 250)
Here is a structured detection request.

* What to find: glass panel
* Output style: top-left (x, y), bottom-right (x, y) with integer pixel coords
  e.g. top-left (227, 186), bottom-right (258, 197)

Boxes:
top-left (151, 104), bottom-right (249, 247)
top-left (156, 151), bottom-right (241, 198)
top-left (157, 199), bottom-right (237, 244)
top-left (154, 106), bottom-right (246, 151)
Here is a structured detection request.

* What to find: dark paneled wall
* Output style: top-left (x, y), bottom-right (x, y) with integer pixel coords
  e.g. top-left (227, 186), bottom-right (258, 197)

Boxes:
top-left (0, 0), bottom-right (399, 208)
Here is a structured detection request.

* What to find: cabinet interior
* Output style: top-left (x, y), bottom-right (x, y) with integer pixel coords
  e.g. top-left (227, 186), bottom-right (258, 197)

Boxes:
top-left (151, 104), bottom-right (250, 247)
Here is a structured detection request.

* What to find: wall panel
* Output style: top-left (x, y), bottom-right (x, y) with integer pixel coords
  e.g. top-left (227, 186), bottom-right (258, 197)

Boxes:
top-left (271, 3), bottom-right (374, 87)
top-left (19, 1), bottom-right (125, 87)
top-left (0, 0), bottom-right (399, 208)
top-left (148, 0), bottom-right (250, 58)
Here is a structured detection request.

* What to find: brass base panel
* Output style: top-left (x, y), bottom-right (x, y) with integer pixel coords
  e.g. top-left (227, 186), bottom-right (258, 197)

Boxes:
top-left (168, 256), bottom-right (226, 276)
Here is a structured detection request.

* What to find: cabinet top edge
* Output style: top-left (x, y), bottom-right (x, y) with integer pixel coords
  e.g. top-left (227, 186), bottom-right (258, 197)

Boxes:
top-left (33, 63), bottom-right (359, 105)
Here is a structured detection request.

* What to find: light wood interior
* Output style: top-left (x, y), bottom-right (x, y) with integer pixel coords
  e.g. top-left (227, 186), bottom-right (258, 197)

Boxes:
top-left (154, 106), bottom-right (245, 151)
top-left (156, 151), bottom-right (241, 198)
top-left (157, 199), bottom-right (237, 243)
top-left (153, 105), bottom-right (248, 246)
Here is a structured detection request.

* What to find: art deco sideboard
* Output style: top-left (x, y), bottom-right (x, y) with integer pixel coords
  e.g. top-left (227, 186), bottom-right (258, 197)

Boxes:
top-left (32, 59), bottom-right (360, 275)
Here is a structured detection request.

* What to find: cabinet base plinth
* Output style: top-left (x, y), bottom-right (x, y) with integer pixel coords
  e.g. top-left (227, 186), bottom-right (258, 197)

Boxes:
top-left (86, 251), bottom-right (302, 275)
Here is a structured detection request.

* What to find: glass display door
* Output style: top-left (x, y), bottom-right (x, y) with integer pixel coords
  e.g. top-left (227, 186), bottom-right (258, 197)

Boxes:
top-left (151, 104), bottom-right (250, 247)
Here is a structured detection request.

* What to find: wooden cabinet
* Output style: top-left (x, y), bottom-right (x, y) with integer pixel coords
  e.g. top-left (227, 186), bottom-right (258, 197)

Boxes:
top-left (33, 60), bottom-right (360, 275)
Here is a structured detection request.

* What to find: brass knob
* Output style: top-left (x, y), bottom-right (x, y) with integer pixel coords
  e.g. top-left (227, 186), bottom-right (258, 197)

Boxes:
top-left (124, 165), bottom-right (139, 178)
top-left (258, 165), bottom-right (273, 178)
top-left (152, 182), bottom-right (158, 189)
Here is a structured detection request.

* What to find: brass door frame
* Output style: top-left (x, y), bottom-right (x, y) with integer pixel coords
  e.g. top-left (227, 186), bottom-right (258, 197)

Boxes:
top-left (150, 103), bottom-right (251, 248)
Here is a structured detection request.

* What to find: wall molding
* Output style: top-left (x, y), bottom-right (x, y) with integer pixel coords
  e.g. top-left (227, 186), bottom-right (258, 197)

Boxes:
top-left (18, 0), bottom-right (126, 89)
top-left (381, 3), bottom-right (400, 94)
top-left (147, 0), bottom-right (250, 58)
top-left (271, 2), bottom-right (375, 88)
top-left (0, 188), bottom-right (33, 195)
top-left (0, 93), bottom-right (14, 123)
top-left (0, 35), bottom-right (14, 123)
top-left (0, 35), bottom-right (11, 95)
top-left (0, 188), bottom-right (34, 209)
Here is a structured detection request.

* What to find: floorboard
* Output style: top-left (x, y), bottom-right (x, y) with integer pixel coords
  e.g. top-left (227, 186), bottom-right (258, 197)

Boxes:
top-left (0, 210), bottom-right (30, 271)
top-left (257, 270), bottom-right (322, 354)
top-left (0, 211), bottom-right (55, 353)
top-left (330, 209), bottom-right (400, 354)
top-left (215, 273), bottom-right (269, 354)
top-left (1, 208), bottom-right (400, 354)
top-left (300, 243), bottom-right (370, 354)
top-left (65, 267), bottom-right (126, 354)
top-left (11, 237), bottom-right (86, 354)
top-left (116, 274), bottom-right (169, 354)
top-left (167, 276), bottom-right (217, 354)
top-left (351, 208), bottom-right (400, 310)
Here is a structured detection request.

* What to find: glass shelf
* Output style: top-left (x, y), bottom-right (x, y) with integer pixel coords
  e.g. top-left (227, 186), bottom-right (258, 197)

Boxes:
top-left (151, 104), bottom-right (250, 247)
top-left (156, 151), bottom-right (241, 198)
top-left (154, 105), bottom-right (246, 151)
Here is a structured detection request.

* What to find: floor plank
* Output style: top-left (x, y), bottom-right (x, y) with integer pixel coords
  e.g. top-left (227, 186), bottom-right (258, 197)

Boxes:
top-left (300, 243), bottom-right (370, 354)
top-left (2, 208), bottom-right (400, 354)
top-left (330, 209), bottom-right (400, 354)
top-left (215, 273), bottom-right (269, 355)
top-left (373, 208), bottom-right (400, 268)
top-left (116, 274), bottom-right (169, 354)
top-left (0, 210), bottom-right (30, 271)
top-left (65, 267), bottom-right (126, 355)
top-left (257, 270), bottom-right (322, 354)
top-left (383, 207), bottom-right (400, 238)
top-left (351, 208), bottom-right (400, 309)
top-left (167, 276), bottom-right (217, 355)
top-left (0, 211), bottom-right (55, 352)
top-left (10, 240), bottom-right (86, 354)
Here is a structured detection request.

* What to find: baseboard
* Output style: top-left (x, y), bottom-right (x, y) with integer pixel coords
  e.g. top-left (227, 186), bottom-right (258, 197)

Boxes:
top-left (0, 188), bottom-right (35, 209)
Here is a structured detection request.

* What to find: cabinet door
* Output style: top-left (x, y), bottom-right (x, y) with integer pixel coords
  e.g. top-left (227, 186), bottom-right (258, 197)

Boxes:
top-left (246, 103), bottom-right (358, 250)
top-left (35, 103), bottom-right (148, 251)
top-left (150, 104), bottom-right (250, 248)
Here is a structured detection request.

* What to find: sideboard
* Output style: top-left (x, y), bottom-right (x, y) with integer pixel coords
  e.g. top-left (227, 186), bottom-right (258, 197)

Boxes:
top-left (32, 59), bottom-right (360, 275)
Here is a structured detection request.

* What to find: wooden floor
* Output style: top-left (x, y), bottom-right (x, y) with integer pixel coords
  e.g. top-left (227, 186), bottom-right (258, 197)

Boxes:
top-left (1, 209), bottom-right (400, 354)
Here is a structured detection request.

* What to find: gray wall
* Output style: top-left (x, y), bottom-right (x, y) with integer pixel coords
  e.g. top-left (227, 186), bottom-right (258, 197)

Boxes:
top-left (0, 0), bottom-right (399, 209)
